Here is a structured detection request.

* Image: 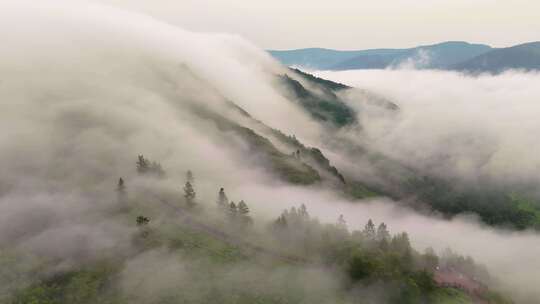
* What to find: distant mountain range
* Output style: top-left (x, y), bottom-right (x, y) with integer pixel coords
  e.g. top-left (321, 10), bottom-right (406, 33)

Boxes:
top-left (268, 41), bottom-right (540, 73)
top-left (452, 42), bottom-right (540, 73)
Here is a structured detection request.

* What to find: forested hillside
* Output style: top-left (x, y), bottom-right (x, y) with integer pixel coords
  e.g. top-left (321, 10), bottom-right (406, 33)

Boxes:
top-left (3, 166), bottom-right (511, 304)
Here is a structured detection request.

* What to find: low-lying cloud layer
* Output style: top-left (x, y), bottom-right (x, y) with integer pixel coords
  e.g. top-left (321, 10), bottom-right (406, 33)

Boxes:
top-left (312, 68), bottom-right (540, 302)
top-left (315, 69), bottom-right (540, 188)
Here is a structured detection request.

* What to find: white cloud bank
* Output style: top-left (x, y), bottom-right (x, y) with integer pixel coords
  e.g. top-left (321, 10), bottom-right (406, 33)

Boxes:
top-left (316, 69), bottom-right (540, 187)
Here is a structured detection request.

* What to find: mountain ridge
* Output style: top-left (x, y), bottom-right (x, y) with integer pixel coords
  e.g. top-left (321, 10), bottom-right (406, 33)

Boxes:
top-left (451, 41), bottom-right (540, 73)
top-left (269, 41), bottom-right (540, 73)
top-left (269, 41), bottom-right (492, 70)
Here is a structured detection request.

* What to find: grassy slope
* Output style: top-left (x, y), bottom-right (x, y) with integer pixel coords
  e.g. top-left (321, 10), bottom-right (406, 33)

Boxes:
top-left (429, 288), bottom-right (473, 304)
top-left (224, 83), bottom-right (379, 199)
top-left (192, 105), bottom-right (321, 185)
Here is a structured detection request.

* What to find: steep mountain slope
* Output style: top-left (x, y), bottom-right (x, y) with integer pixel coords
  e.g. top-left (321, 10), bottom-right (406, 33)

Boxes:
top-left (276, 73), bottom-right (356, 127)
top-left (269, 42), bottom-right (492, 70)
top-left (169, 66), bottom-right (350, 188)
top-left (451, 41), bottom-right (540, 73)
top-left (217, 73), bottom-right (385, 197)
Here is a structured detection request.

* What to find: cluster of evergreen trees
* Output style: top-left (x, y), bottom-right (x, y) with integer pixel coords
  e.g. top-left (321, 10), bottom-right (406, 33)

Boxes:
top-left (269, 204), bottom-right (450, 303)
top-left (109, 155), bottom-right (502, 304)
top-left (136, 155), bottom-right (165, 177)
top-left (216, 187), bottom-right (252, 225)
top-left (183, 170), bottom-right (196, 208)
top-left (119, 155), bottom-right (253, 227)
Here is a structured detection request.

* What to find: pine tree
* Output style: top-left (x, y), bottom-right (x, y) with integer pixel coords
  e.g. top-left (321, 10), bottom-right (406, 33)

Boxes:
top-left (363, 219), bottom-right (376, 239)
top-left (237, 200), bottom-right (252, 225)
top-left (299, 204), bottom-right (309, 220)
top-left (184, 181), bottom-right (196, 207)
top-left (228, 201), bottom-right (238, 219)
top-left (136, 155), bottom-right (165, 177)
top-left (116, 177), bottom-right (127, 204)
top-left (136, 155), bottom-right (149, 174)
top-left (136, 215), bottom-right (150, 226)
top-left (237, 200), bottom-right (249, 215)
top-left (401, 239), bottom-right (413, 270)
top-left (391, 232), bottom-right (412, 255)
top-left (376, 222), bottom-right (390, 241)
top-left (423, 247), bottom-right (439, 270)
top-left (274, 212), bottom-right (288, 229)
top-left (337, 214), bottom-right (347, 230)
top-left (150, 161), bottom-right (165, 178)
top-left (282, 209), bottom-right (290, 221)
top-left (117, 177), bottom-right (126, 193)
top-left (289, 206), bottom-right (298, 222)
top-left (186, 170), bottom-right (194, 183)
top-left (217, 188), bottom-right (228, 208)
top-left (136, 216), bottom-right (150, 238)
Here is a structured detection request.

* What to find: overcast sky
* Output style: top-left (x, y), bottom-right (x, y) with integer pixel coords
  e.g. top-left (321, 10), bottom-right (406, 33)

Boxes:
top-left (96, 0), bottom-right (539, 50)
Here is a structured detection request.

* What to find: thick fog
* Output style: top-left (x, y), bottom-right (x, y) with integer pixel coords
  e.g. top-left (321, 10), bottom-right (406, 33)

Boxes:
top-left (315, 69), bottom-right (540, 187)
top-left (1, 1), bottom-right (540, 303)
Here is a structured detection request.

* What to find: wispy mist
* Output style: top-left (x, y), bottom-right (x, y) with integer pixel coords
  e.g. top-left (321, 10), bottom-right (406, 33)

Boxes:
top-left (316, 69), bottom-right (540, 187)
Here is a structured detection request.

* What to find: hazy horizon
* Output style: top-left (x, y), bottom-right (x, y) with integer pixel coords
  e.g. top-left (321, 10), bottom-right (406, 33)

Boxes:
top-left (95, 0), bottom-right (540, 50)
top-left (266, 40), bottom-right (533, 52)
